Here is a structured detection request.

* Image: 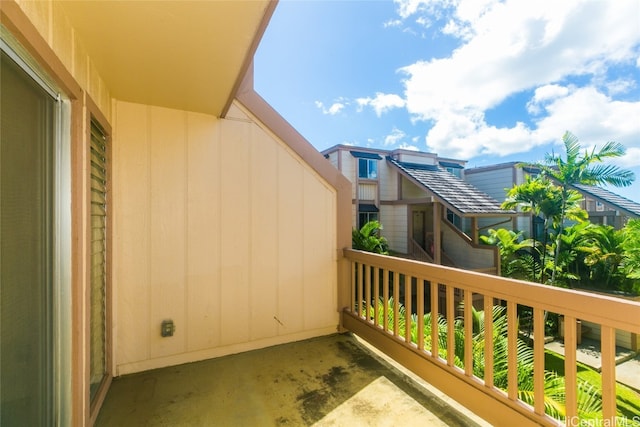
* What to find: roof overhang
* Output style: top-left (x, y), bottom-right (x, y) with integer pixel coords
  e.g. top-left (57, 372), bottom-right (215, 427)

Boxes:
top-left (60, 0), bottom-right (275, 116)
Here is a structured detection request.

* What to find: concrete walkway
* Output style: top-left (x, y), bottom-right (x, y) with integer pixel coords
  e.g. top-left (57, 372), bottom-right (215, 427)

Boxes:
top-left (96, 333), bottom-right (489, 427)
top-left (545, 338), bottom-right (640, 391)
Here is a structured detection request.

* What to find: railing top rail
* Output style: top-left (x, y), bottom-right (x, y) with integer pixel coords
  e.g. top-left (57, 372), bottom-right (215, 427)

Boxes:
top-left (344, 248), bottom-right (640, 333)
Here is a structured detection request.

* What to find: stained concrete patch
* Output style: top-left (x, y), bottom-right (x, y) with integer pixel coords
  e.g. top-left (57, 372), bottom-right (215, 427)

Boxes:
top-left (313, 376), bottom-right (450, 427)
top-left (95, 333), bottom-right (485, 426)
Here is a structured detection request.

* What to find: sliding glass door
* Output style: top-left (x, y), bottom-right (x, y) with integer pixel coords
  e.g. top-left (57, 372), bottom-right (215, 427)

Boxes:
top-left (1, 48), bottom-right (56, 425)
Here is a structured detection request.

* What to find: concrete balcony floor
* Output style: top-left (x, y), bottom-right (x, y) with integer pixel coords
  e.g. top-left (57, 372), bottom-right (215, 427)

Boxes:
top-left (96, 333), bottom-right (490, 426)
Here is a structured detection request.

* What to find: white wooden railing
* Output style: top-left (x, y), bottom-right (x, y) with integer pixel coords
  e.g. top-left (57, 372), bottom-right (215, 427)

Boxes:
top-left (342, 249), bottom-right (640, 427)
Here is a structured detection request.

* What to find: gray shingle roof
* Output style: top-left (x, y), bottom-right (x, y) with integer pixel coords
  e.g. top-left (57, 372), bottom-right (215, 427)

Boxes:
top-left (572, 184), bottom-right (640, 217)
top-left (388, 158), bottom-right (515, 216)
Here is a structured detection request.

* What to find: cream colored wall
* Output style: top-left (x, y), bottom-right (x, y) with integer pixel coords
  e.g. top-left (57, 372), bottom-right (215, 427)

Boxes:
top-left (441, 223), bottom-right (494, 270)
top-left (358, 183), bottom-right (377, 201)
top-left (112, 100), bottom-right (339, 375)
top-left (380, 205), bottom-right (408, 253)
top-left (379, 160), bottom-right (398, 201)
top-left (340, 151), bottom-right (357, 199)
top-left (401, 177), bottom-right (428, 199)
top-left (14, 0), bottom-right (111, 120)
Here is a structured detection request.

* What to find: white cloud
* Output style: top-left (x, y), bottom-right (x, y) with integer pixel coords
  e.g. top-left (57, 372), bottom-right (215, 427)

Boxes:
top-left (398, 143), bottom-right (420, 151)
top-left (356, 92), bottom-right (406, 117)
top-left (315, 100), bottom-right (346, 115)
top-left (531, 86), bottom-right (640, 151)
top-left (618, 147), bottom-right (640, 168)
top-left (384, 127), bottom-right (407, 146)
top-left (391, 0), bottom-right (640, 159)
top-left (527, 84), bottom-right (570, 114)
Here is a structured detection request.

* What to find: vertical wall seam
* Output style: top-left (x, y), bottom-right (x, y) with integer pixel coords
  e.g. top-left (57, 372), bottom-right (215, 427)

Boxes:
top-left (183, 111), bottom-right (189, 352)
top-left (146, 105), bottom-right (152, 360)
top-left (247, 123), bottom-right (253, 341)
top-left (216, 117), bottom-right (222, 346)
top-left (275, 144), bottom-right (281, 336)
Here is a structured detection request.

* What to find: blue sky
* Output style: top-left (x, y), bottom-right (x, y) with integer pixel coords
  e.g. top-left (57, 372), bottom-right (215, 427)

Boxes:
top-left (254, 0), bottom-right (640, 203)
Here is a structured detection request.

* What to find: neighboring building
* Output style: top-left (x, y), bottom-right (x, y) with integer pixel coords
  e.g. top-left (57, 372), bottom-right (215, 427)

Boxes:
top-left (465, 162), bottom-right (640, 238)
top-left (323, 145), bottom-right (515, 272)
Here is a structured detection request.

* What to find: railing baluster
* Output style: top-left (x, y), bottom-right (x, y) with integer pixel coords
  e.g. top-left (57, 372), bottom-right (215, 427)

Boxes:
top-left (483, 295), bottom-right (494, 388)
top-left (357, 263), bottom-right (364, 318)
top-left (507, 301), bottom-right (517, 401)
top-left (383, 269), bottom-right (389, 332)
top-left (533, 307), bottom-right (545, 416)
top-left (601, 325), bottom-right (617, 423)
top-left (447, 285), bottom-right (455, 367)
top-left (364, 264), bottom-right (371, 322)
top-left (417, 279), bottom-right (425, 351)
top-left (431, 280), bottom-right (439, 359)
top-left (464, 290), bottom-right (473, 377)
top-left (373, 267), bottom-right (380, 327)
top-left (350, 261), bottom-right (356, 313)
top-left (405, 276), bottom-right (412, 344)
top-left (393, 271), bottom-right (400, 337)
top-left (563, 315), bottom-right (578, 420)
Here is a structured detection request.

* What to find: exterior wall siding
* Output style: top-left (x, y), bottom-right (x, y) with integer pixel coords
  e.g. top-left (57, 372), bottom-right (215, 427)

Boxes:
top-left (14, 0), bottom-right (112, 120)
top-left (340, 151), bottom-right (357, 200)
top-left (380, 205), bottom-right (408, 253)
top-left (379, 160), bottom-right (398, 201)
top-left (442, 223), bottom-right (495, 270)
top-left (358, 183), bottom-right (377, 201)
top-left (465, 167), bottom-right (513, 203)
top-left (402, 177), bottom-right (428, 199)
top-left (113, 100), bottom-right (339, 375)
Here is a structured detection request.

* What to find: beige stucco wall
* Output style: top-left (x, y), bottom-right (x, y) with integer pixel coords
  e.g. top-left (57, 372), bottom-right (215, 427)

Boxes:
top-left (14, 0), bottom-right (112, 120)
top-left (112, 100), bottom-right (339, 375)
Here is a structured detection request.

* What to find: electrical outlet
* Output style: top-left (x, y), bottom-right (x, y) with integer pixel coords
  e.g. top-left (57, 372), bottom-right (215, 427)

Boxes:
top-left (161, 319), bottom-right (175, 337)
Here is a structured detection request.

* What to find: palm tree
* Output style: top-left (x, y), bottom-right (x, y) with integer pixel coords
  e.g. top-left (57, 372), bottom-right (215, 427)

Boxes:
top-left (501, 176), bottom-right (588, 283)
top-left (532, 131), bottom-right (635, 285)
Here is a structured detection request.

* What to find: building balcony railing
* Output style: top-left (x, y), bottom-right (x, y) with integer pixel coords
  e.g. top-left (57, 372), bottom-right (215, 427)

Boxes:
top-left (342, 248), bottom-right (640, 426)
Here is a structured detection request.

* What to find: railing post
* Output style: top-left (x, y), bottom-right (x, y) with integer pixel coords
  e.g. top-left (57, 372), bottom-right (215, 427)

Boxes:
top-left (601, 326), bottom-right (617, 424)
top-left (483, 295), bottom-right (494, 388)
top-left (533, 307), bottom-right (545, 416)
top-left (464, 290), bottom-right (473, 377)
top-left (563, 315), bottom-right (578, 420)
top-left (507, 301), bottom-right (517, 401)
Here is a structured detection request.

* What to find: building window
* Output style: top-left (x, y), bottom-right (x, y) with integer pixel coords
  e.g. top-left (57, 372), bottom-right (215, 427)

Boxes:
top-left (358, 203), bottom-right (379, 229)
top-left (445, 167), bottom-right (462, 178)
top-left (446, 208), bottom-right (462, 229)
top-left (358, 158), bottom-right (378, 179)
top-left (89, 118), bottom-right (109, 403)
top-left (359, 212), bottom-right (379, 229)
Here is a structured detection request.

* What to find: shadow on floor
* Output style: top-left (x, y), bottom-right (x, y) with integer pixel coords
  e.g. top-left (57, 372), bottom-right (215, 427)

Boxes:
top-left (96, 333), bottom-right (485, 427)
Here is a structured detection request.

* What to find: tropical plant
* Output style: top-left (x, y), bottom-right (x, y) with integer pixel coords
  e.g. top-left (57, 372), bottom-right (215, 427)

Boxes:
top-left (531, 131), bottom-right (635, 285)
top-left (362, 299), bottom-right (604, 420)
top-left (480, 228), bottom-right (537, 279)
top-left (352, 220), bottom-right (389, 254)
top-left (620, 219), bottom-right (640, 291)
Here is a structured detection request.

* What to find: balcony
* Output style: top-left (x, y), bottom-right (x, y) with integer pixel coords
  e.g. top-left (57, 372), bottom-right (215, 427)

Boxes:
top-left (95, 333), bottom-right (488, 426)
top-left (95, 250), bottom-right (640, 426)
